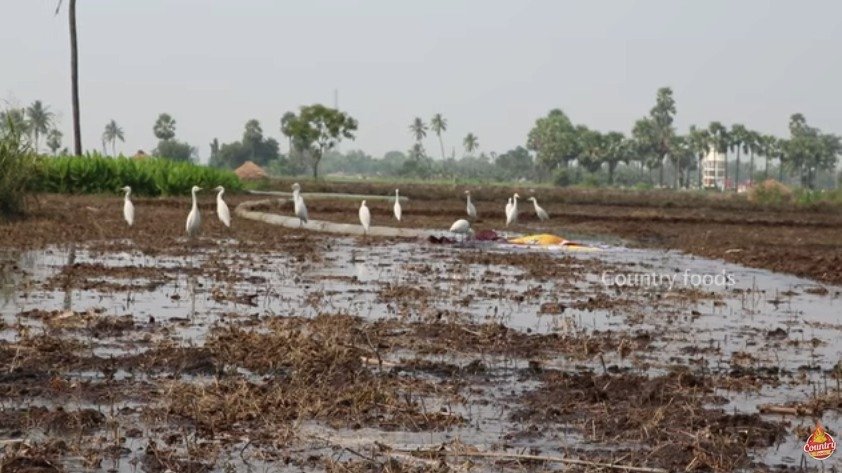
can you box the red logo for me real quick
[803,423,837,461]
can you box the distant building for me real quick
[702,148,725,190]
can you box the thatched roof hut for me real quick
[235,161,267,180]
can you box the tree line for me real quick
[5,87,839,189]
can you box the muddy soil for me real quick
[0,192,841,472]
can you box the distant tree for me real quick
[708,121,730,189]
[153,113,176,141]
[760,134,780,181]
[154,139,196,162]
[0,108,29,139]
[280,112,296,152]
[637,87,677,187]
[55,0,82,155]
[102,119,124,156]
[409,117,427,142]
[632,118,662,178]
[209,138,220,165]
[577,127,605,173]
[729,124,749,190]
[603,132,630,185]
[687,125,711,188]
[463,133,479,155]
[280,104,358,179]
[495,146,534,180]
[527,109,580,170]
[782,113,841,189]
[46,128,63,155]
[26,100,54,152]
[430,113,447,159]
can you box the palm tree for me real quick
[46,129,63,155]
[730,124,748,191]
[708,122,730,191]
[102,119,125,156]
[26,100,54,152]
[745,130,761,186]
[56,0,82,155]
[430,113,447,159]
[688,125,711,189]
[463,133,479,155]
[153,113,176,141]
[409,117,427,142]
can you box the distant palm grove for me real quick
[2,86,840,190]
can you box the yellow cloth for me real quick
[507,234,600,252]
[507,234,566,246]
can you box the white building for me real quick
[702,148,726,190]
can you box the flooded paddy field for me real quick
[1,194,841,472]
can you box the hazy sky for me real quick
[3,1,841,161]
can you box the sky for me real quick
[2,0,842,162]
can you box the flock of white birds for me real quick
[118,182,550,240]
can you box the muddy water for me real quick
[1,238,841,470]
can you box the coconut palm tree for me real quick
[430,113,447,159]
[708,122,729,191]
[26,100,54,152]
[688,125,711,188]
[409,117,427,142]
[102,119,125,156]
[730,124,748,191]
[463,133,479,155]
[56,0,82,155]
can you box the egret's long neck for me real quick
[124,189,131,200]
[467,195,471,205]
[533,199,539,210]
[191,189,198,209]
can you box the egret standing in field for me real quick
[449,219,474,243]
[529,196,549,222]
[214,186,231,227]
[504,198,513,226]
[506,193,520,227]
[359,200,371,235]
[393,189,402,222]
[291,183,308,227]
[186,186,202,237]
[465,190,477,220]
[120,186,134,227]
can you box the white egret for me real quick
[186,186,202,237]
[465,190,477,220]
[120,186,134,227]
[359,200,371,235]
[529,196,549,221]
[506,193,520,227]
[291,183,308,227]
[393,189,402,221]
[449,219,474,243]
[214,186,231,227]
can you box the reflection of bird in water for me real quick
[120,186,134,227]
[214,186,231,227]
[186,186,202,237]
